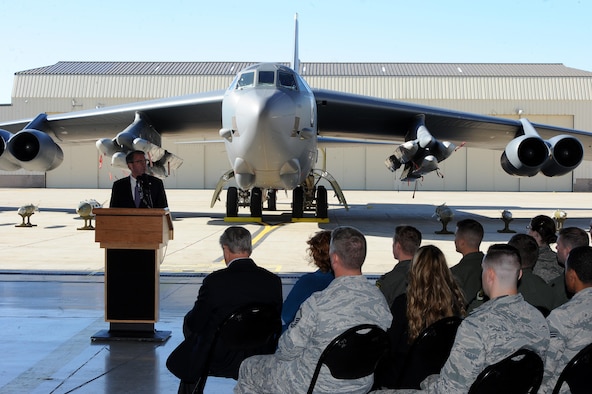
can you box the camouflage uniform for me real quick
[376,260,411,307]
[533,245,562,283]
[541,287,592,394]
[371,294,549,394]
[235,275,392,394]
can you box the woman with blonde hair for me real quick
[374,245,466,389]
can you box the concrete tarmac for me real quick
[0,188,590,393]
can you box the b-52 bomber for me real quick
[0,15,590,219]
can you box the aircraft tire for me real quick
[316,186,328,218]
[267,189,277,211]
[292,187,304,218]
[250,187,263,217]
[227,187,238,217]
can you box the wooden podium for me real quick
[91,208,173,342]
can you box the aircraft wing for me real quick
[0,90,225,174]
[313,88,592,159]
[0,90,225,143]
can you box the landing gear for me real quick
[225,186,266,217]
[267,189,277,211]
[316,186,328,219]
[250,187,263,217]
[291,183,328,219]
[292,187,304,218]
[214,168,347,219]
[226,187,239,217]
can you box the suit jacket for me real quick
[182,258,283,380]
[109,174,168,208]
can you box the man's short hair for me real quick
[126,150,146,164]
[566,245,592,284]
[483,243,521,284]
[219,226,252,254]
[508,234,539,269]
[456,219,484,248]
[330,226,366,270]
[558,227,590,249]
[394,225,422,255]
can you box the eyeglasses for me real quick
[130,159,148,164]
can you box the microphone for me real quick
[138,174,153,208]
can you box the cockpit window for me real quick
[278,71,297,90]
[258,71,275,85]
[236,72,255,88]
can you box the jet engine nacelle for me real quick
[0,129,20,171]
[501,133,583,177]
[6,129,64,171]
[501,135,550,177]
[541,135,583,177]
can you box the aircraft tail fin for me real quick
[292,13,300,72]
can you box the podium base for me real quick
[91,323,171,342]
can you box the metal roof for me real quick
[17,61,592,77]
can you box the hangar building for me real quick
[1,61,591,192]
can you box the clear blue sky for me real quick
[1,0,591,103]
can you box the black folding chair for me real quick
[306,324,389,394]
[468,348,543,394]
[194,303,281,394]
[552,342,592,394]
[396,316,462,389]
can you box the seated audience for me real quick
[235,226,392,394]
[549,226,590,307]
[451,218,484,310]
[281,230,334,331]
[542,245,592,393]
[528,215,560,282]
[373,245,466,389]
[376,225,422,307]
[372,244,549,393]
[508,233,555,313]
[167,226,283,394]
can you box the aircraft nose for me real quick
[224,86,315,190]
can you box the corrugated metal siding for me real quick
[13,75,234,98]
[13,74,592,102]
[13,61,592,101]
[304,76,592,101]
[18,62,267,76]
[299,62,592,77]
[20,61,592,77]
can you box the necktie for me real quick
[134,181,141,208]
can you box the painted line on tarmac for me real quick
[251,223,284,246]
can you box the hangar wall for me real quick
[1,63,591,192]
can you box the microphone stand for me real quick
[138,175,153,208]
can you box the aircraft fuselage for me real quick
[220,63,317,190]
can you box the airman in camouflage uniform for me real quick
[235,226,392,394]
[534,244,561,283]
[528,215,561,283]
[372,244,550,394]
[541,246,592,394]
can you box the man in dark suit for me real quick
[109,150,168,208]
[173,226,283,393]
